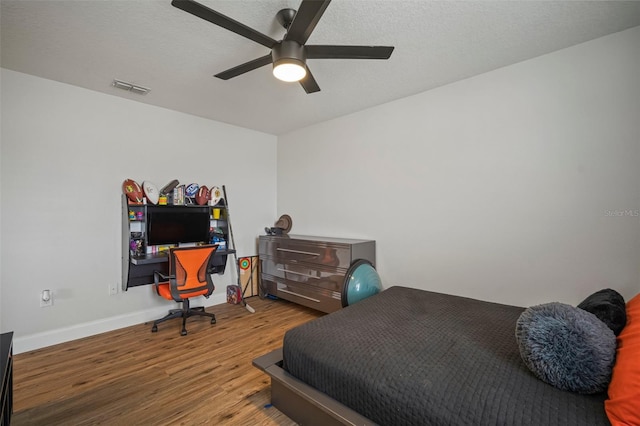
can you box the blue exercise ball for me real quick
[342,260,383,307]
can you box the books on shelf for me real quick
[172,185,185,205]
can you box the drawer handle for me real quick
[276,248,320,257]
[277,268,320,279]
[278,288,321,303]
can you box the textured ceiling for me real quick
[2,0,640,135]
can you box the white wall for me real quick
[0,69,277,353]
[278,27,640,307]
[3,27,639,354]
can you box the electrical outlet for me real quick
[109,283,118,296]
[40,289,53,307]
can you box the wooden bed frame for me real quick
[253,348,375,426]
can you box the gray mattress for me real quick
[282,286,610,426]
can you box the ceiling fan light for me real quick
[273,60,307,82]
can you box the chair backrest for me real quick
[168,245,218,301]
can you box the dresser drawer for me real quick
[262,276,343,313]
[261,260,345,291]
[260,237,351,268]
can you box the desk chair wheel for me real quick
[152,325,158,332]
[211,318,216,324]
[181,329,187,336]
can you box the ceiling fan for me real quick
[171,0,394,93]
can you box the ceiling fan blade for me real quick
[214,54,273,80]
[299,67,321,94]
[172,0,277,48]
[306,45,394,60]
[285,0,331,45]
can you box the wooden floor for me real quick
[12,297,323,425]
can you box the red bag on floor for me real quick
[226,285,242,305]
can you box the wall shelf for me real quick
[121,193,234,290]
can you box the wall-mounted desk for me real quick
[121,195,235,290]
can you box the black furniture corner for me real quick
[1,332,13,426]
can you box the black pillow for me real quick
[577,288,626,336]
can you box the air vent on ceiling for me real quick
[112,79,150,95]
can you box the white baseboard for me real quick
[13,292,228,354]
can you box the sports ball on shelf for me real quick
[185,183,200,198]
[210,186,222,205]
[159,179,179,195]
[195,185,210,205]
[122,179,143,203]
[142,181,160,205]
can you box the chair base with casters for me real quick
[151,298,216,336]
[151,245,219,336]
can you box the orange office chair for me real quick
[151,245,218,336]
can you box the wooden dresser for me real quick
[259,234,376,313]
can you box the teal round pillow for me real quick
[515,302,616,394]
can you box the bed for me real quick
[253,286,617,425]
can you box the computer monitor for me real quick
[146,206,209,246]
